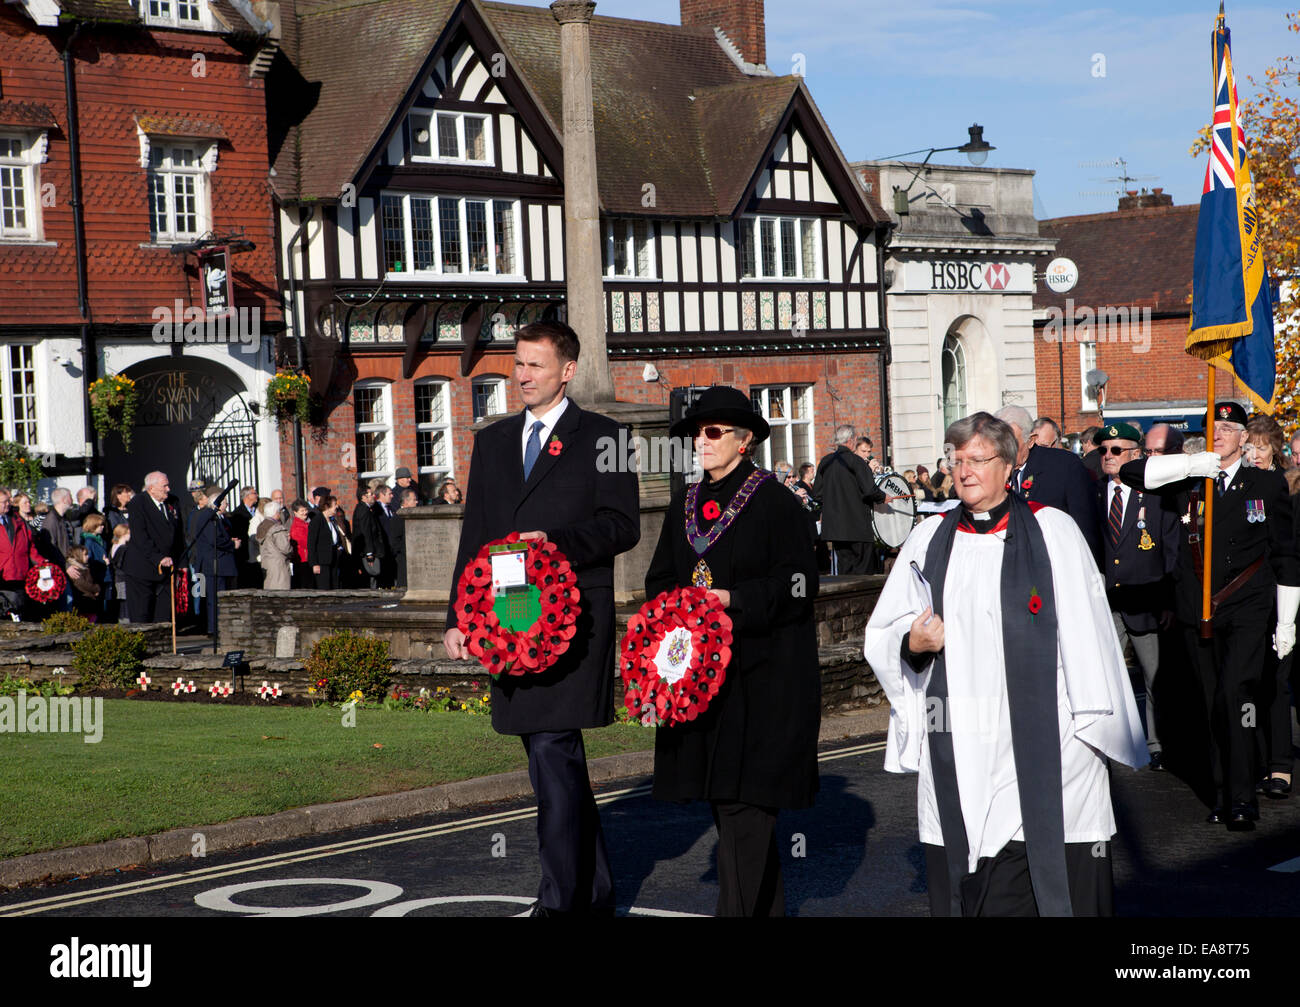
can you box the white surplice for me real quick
[864,505,1149,872]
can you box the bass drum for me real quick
[872,472,917,548]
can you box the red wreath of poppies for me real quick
[454,532,580,678]
[174,568,191,615]
[25,563,66,604]
[620,585,734,727]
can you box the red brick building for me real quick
[269,0,891,502]
[1035,192,1249,437]
[0,0,282,500]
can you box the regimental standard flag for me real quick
[1188,7,1276,412]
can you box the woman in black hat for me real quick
[644,385,821,916]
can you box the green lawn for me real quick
[0,701,654,859]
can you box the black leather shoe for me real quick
[1206,807,1227,824]
[1148,752,1164,772]
[1263,777,1292,800]
[1227,805,1259,831]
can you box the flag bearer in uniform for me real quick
[865,412,1148,917]
[1119,402,1300,829]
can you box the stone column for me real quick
[551,0,614,403]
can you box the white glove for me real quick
[1274,585,1300,658]
[1144,451,1221,487]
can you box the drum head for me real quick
[873,472,917,548]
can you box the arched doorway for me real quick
[100,356,259,515]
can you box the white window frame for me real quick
[381,192,523,280]
[603,218,657,280]
[407,110,493,166]
[750,384,815,471]
[353,380,393,481]
[738,215,822,281]
[471,375,508,424]
[142,0,210,29]
[414,378,453,480]
[146,140,214,243]
[0,342,39,447]
[1080,340,1099,412]
[0,132,45,241]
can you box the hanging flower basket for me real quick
[266,370,312,426]
[620,586,733,727]
[88,374,138,451]
[453,532,581,679]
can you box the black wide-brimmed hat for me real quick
[669,386,770,443]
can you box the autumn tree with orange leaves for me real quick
[1192,11,1300,435]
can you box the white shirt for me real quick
[863,506,1149,871]
[1220,457,1242,490]
[521,397,570,463]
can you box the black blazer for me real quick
[306,511,343,568]
[122,493,184,583]
[1121,458,1299,624]
[446,401,640,734]
[1097,478,1181,633]
[1015,443,1103,562]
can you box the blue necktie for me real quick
[523,420,545,480]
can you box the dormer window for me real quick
[146,141,216,241]
[143,0,205,27]
[409,111,491,165]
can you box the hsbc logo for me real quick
[983,263,1010,289]
[928,260,1015,291]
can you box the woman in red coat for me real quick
[289,500,310,588]
[0,488,41,617]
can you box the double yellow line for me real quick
[2,740,885,916]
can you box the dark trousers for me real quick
[311,563,338,590]
[925,840,1113,917]
[1185,612,1269,808]
[521,730,614,913]
[126,577,170,624]
[833,540,879,575]
[710,801,785,917]
[1256,649,1294,777]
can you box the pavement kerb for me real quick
[0,708,887,890]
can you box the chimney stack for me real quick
[1117,187,1174,210]
[681,0,766,67]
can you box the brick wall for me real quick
[288,347,885,501]
[1033,312,1251,434]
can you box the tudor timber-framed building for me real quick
[270,0,892,500]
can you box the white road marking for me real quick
[0,741,884,916]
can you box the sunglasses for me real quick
[696,426,735,440]
[1102,445,1137,456]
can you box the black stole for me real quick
[921,492,1072,917]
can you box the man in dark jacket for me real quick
[1097,423,1180,770]
[372,484,397,587]
[442,321,639,916]
[36,487,75,566]
[122,472,184,622]
[351,486,387,588]
[812,424,886,574]
[228,487,261,588]
[997,405,1103,563]
[390,487,419,589]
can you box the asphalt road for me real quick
[5,732,1300,918]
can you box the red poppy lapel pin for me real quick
[1028,586,1043,620]
[1022,475,1034,492]
[547,435,563,457]
[701,500,722,521]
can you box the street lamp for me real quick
[878,124,996,215]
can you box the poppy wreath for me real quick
[25,563,66,604]
[454,532,580,678]
[620,585,733,727]
[174,568,191,615]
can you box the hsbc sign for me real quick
[895,258,1032,294]
[930,261,1010,291]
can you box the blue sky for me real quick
[590,0,1294,220]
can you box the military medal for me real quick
[1136,504,1153,549]
[684,469,773,589]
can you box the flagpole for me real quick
[1202,365,1216,637]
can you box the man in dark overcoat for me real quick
[812,424,885,574]
[122,471,184,623]
[443,321,639,916]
